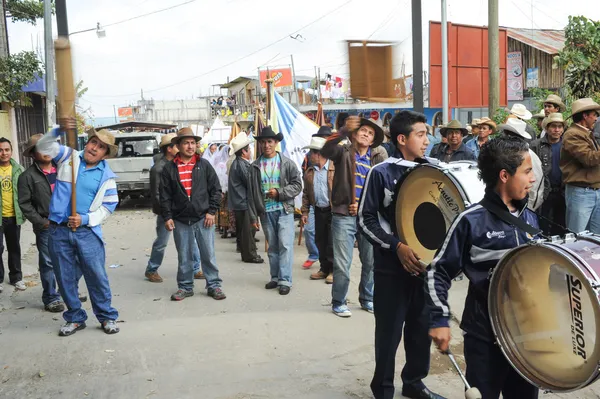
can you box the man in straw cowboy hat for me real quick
[532,109,545,132]
[560,98,600,233]
[462,118,481,144]
[160,127,226,301]
[429,120,476,163]
[465,117,496,158]
[538,94,567,139]
[358,110,445,399]
[36,125,121,336]
[507,103,537,139]
[531,113,567,235]
[145,133,201,283]
[248,126,302,295]
[228,132,263,264]
[497,118,544,211]
[301,130,335,284]
[321,116,388,317]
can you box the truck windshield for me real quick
[116,137,158,157]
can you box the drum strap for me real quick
[479,197,542,236]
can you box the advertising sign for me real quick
[527,68,539,88]
[117,107,133,121]
[259,68,293,90]
[507,52,523,101]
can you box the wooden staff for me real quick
[54,37,77,231]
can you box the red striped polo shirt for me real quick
[174,154,198,197]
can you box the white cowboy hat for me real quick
[509,104,533,121]
[302,136,326,151]
[498,117,531,140]
[230,133,252,154]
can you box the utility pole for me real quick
[488,0,499,116]
[44,0,56,128]
[290,54,298,107]
[0,0,8,56]
[411,0,424,113]
[441,0,449,124]
[113,105,117,123]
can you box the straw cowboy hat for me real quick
[254,125,284,142]
[440,120,468,137]
[478,117,497,131]
[159,133,178,148]
[230,133,252,154]
[171,127,201,144]
[569,98,600,119]
[542,112,567,130]
[22,133,44,157]
[532,109,546,120]
[508,103,532,120]
[303,136,326,151]
[88,129,118,158]
[314,126,333,138]
[470,118,481,127]
[543,94,566,112]
[498,117,531,140]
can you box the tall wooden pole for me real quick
[411,0,424,113]
[488,0,500,116]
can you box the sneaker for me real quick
[102,320,120,334]
[14,281,26,291]
[59,322,86,337]
[208,287,226,300]
[265,281,278,290]
[78,293,88,303]
[302,260,315,269]
[45,300,65,313]
[360,301,374,313]
[145,271,163,283]
[325,273,333,284]
[310,270,327,280]
[194,271,205,279]
[171,289,194,301]
[332,305,352,318]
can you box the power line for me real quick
[87,0,353,98]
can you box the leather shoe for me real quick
[401,386,446,399]
[265,281,278,289]
[244,256,264,264]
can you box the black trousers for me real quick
[540,190,566,236]
[0,217,22,284]
[314,206,333,275]
[235,210,258,261]
[464,334,538,399]
[371,269,431,399]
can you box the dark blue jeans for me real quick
[36,229,62,305]
[49,224,118,324]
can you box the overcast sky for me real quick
[6,0,600,117]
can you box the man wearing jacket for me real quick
[465,117,495,158]
[358,111,443,399]
[560,98,600,233]
[301,134,335,283]
[228,133,263,264]
[248,126,302,295]
[0,138,24,294]
[37,126,120,336]
[321,116,387,317]
[145,133,201,283]
[160,127,226,301]
[530,113,567,235]
[17,134,63,311]
[427,137,539,398]
[429,120,476,162]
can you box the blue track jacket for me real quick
[426,190,539,342]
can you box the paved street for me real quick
[1,200,600,398]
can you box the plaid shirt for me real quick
[174,154,197,197]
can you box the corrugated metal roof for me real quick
[506,28,565,55]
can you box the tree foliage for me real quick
[5,0,52,25]
[554,16,600,99]
[0,51,43,106]
[75,80,93,133]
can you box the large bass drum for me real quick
[393,161,485,264]
[489,234,600,392]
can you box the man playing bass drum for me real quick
[427,137,539,398]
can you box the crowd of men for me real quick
[2,93,600,399]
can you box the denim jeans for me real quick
[261,209,294,287]
[331,214,374,307]
[49,225,118,324]
[146,215,200,274]
[0,217,22,284]
[36,228,61,305]
[565,184,600,234]
[172,218,222,291]
[303,206,319,261]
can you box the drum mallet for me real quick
[443,350,482,399]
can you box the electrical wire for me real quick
[87,0,354,98]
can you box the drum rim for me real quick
[488,241,600,392]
